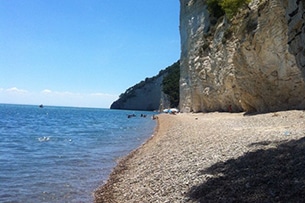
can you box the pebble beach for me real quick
[95,110,305,202]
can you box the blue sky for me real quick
[0,0,180,108]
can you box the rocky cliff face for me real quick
[111,61,180,111]
[110,75,166,111]
[179,0,305,113]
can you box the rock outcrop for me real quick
[179,0,305,113]
[110,61,179,111]
[110,75,165,111]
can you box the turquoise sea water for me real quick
[0,104,157,203]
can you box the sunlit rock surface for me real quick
[179,0,305,113]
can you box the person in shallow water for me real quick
[127,114,136,118]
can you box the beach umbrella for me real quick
[163,109,169,113]
[170,108,179,113]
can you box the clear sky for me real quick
[0,0,180,108]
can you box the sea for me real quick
[0,104,158,203]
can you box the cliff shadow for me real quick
[187,137,305,202]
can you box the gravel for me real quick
[94,110,305,202]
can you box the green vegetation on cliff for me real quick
[118,77,153,103]
[112,61,180,110]
[162,61,180,108]
[207,0,251,19]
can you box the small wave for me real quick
[38,136,51,142]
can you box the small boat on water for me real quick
[39,104,44,108]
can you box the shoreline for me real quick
[94,110,305,202]
[94,114,163,202]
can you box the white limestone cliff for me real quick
[179,0,305,113]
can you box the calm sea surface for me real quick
[0,104,157,203]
